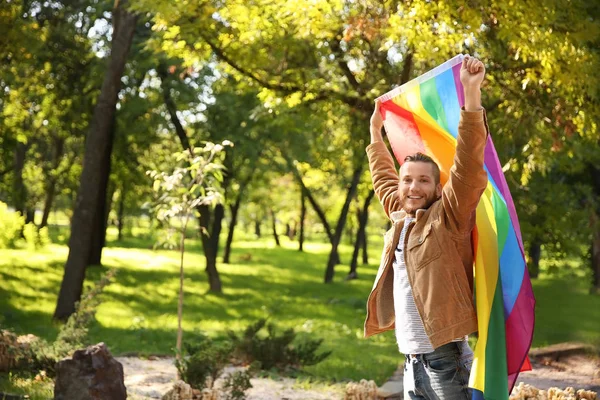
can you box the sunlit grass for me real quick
[1,228,599,394]
[1,232,400,385]
[0,372,54,400]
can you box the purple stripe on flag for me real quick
[505,272,536,388]
[452,63,464,108]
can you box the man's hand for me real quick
[460,55,485,111]
[370,101,384,143]
[460,55,485,88]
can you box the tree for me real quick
[348,188,375,279]
[54,0,138,320]
[148,141,230,364]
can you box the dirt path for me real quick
[118,349,599,400]
[519,353,600,391]
[117,357,345,400]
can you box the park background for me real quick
[1,0,599,398]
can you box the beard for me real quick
[400,192,440,215]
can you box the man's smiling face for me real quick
[398,161,442,216]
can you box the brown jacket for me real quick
[364,109,489,349]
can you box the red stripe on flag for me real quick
[380,100,426,164]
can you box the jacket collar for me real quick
[390,208,427,224]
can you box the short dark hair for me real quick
[403,153,441,184]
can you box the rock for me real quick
[345,379,378,400]
[200,387,219,400]
[161,380,193,400]
[54,342,127,400]
[0,330,38,372]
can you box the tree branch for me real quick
[399,49,413,86]
[157,63,194,156]
[329,30,362,92]
[196,30,369,108]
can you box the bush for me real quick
[222,370,252,400]
[175,333,233,391]
[176,320,330,398]
[23,223,50,250]
[29,270,115,374]
[0,202,25,249]
[0,202,50,249]
[228,319,331,371]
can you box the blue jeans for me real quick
[404,341,473,400]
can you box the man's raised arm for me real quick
[442,55,489,233]
[366,101,401,219]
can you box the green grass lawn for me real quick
[1,228,600,394]
[1,231,400,386]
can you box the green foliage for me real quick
[0,371,54,400]
[228,319,332,371]
[0,202,24,249]
[147,142,232,223]
[175,333,234,390]
[22,224,50,251]
[0,203,50,250]
[175,318,330,393]
[30,270,115,374]
[222,370,253,400]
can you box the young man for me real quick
[365,55,488,400]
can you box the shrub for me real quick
[175,333,233,391]
[30,270,115,374]
[222,370,252,400]
[0,202,25,249]
[23,223,50,250]
[0,202,51,250]
[228,319,331,371]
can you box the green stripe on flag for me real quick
[484,274,509,400]
[420,78,449,132]
[492,191,510,252]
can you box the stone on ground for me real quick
[54,342,127,400]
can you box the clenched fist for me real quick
[460,55,485,89]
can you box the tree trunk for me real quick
[40,137,70,228]
[40,182,56,229]
[299,189,306,252]
[283,153,339,262]
[527,240,542,279]
[223,171,253,264]
[324,165,364,283]
[13,141,28,217]
[176,215,190,367]
[361,227,369,265]
[591,221,600,294]
[284,154,333,241]
[158,63,193,155]
[285,223,291,238]
[88,118,116,266]
[25,209,35,224]
[254,219,261,238]
[117,187,125,241]
[223,195,242,264]
[589,163,600,294]
[54,1,137,321]
[198,204,224,293]
[348,189,375,279]
[271,208,281,246]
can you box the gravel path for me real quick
[117,357,345,400]
[118,351,599,400]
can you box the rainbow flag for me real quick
[376,55,535,399]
